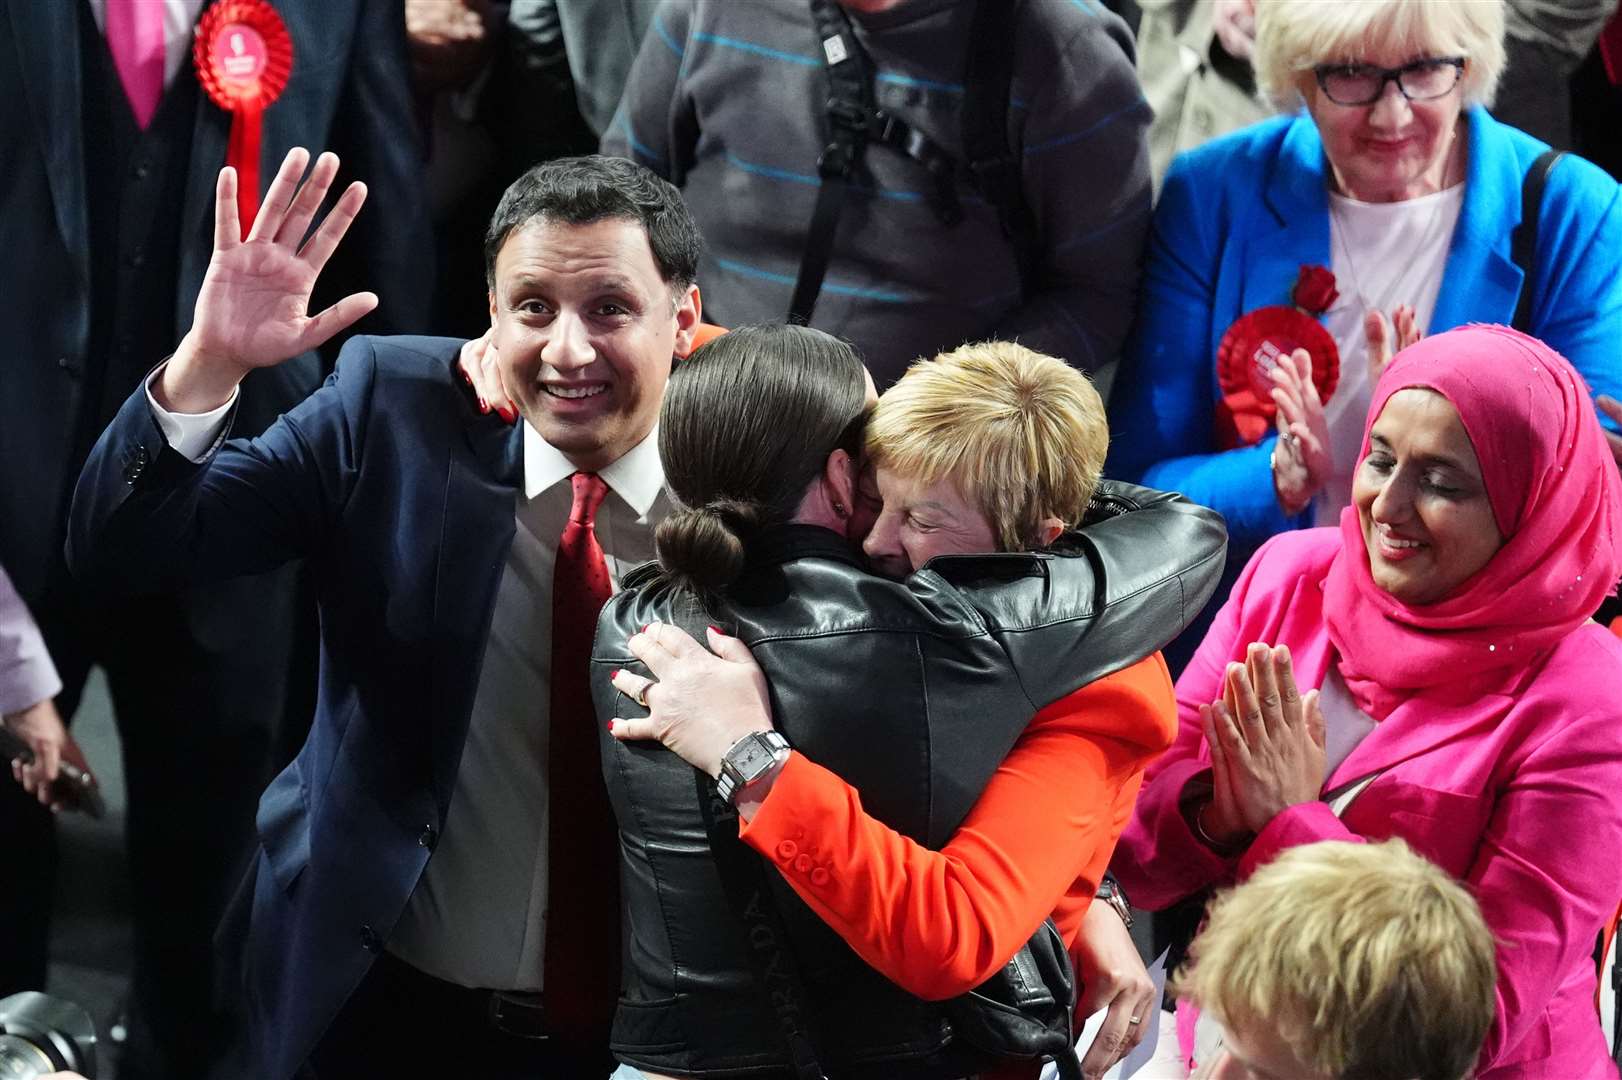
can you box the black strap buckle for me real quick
[825,97,869,134]
[817,142,855,179]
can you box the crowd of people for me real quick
[5,1,1622,1079]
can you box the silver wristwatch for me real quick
[716,730,792,805]
[1096,873,1134,929]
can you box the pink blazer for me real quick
[1116,529,1622,1079]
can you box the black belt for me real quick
[378,950,559,1041]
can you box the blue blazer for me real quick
[68,337,522,1080]
[1107,106,1622,548]
[0,0,433,603]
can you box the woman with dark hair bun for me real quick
[590,327,1229,1080]
[652,324,869,596]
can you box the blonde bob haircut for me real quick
[1177,839,1497,1080]
[1254,0,1506,111]
[865,341,1108,553]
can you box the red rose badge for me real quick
[1214,265,1341,450]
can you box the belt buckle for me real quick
[488,990,552,1041]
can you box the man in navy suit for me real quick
[69,149,702,1078]
[0,2,430,1076]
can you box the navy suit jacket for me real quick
[69,336,524,1079]
[0,0,433,604]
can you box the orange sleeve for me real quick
[738,654,1176,1000]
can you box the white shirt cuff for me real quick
[145,362,238,463]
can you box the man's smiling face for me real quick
[489,216,698,471]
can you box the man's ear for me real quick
[672,283,702,357]
[488,287,499,330]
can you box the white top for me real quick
[1313,184,1465,526]
[148,368,671,990]
[85,0,209,90]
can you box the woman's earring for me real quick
[833,501,848,519]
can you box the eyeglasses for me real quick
[1312,57,1466,107]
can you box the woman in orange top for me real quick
[610,340,1188,1079]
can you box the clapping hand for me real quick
[1200,643,1326,843]
[1269,349,1332,515]
[1364,304,1422,386]
[161,148,377,413]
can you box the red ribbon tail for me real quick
[228,101,265,234]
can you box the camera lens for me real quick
[0,993,97,1079]
[0,1034,61,1079]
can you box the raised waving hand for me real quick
[159,148,377,413]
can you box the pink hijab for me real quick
[1323,325,1622,719]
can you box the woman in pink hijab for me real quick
[1116,324,1622,1079]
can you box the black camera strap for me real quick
[789,0,876,327]
[792,0,1027,325]
[697,772,829,1080]
[1510,149,1564,333]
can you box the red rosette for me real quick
[193,0,294,232]
[1214,306,1341,450]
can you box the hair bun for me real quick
[654,500,758,592]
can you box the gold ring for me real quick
[633,683,650,709]
[1128,1016,1142,1025]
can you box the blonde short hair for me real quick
[1177,839,1497,1080]
[865,341,1108,552]
[1254,0,1506,111]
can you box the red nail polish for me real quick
[459,366,471,384]
[610,669,621,680]
[498,405,517,424]
[708,625,721,635]
[605,719,615,732]
[478,397,490,413]
[640,624,649,633]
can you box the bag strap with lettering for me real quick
[790,0,1026,325]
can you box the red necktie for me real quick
[543,472,620,1041]
[105,0,165,129]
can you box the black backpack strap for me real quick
[697,772,829,1080]
[1510,149,1564,333]
[962,0,1035,290]
[789,0,874,326]
[791,0,970,324]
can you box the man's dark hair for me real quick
[655,324,869,595]
[483,155,702,290]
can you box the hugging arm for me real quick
[613,638,1175,1073]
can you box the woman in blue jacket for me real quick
[1108,0,1622,563]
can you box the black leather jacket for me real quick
[590,482,1226,1077]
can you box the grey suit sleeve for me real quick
[0,564,61,716]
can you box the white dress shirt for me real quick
[86,0,210,90]
[148,370,671,989]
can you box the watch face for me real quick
[731,737,776,779]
